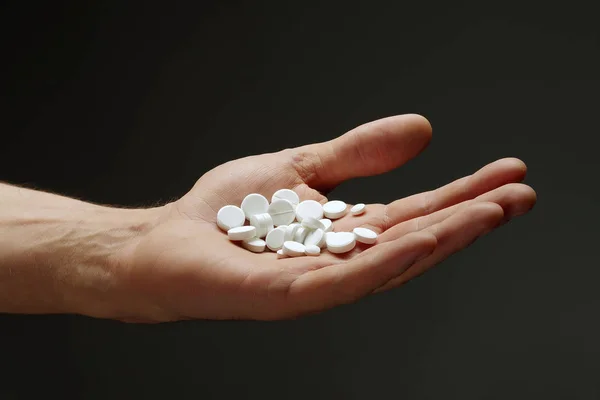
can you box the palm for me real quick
[126,115,536,322]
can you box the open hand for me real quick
[119,114,536,322]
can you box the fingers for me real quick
[382,158,527,229]
[378,182,537,242]
[288,114,432,191]
[374,202,505,293]
[287,231,437,315]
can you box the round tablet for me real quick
[242,238,266,253]
[295,200,324,222]
[301,216,325,231]
[293,226,309,243]
[266,227,286,251]
[271,189,300,207]
[250,213,274,238]
[284,223,300,241]
[323,200,347,219]
[304,228,325,248]
[326,231,356,254]
[216,205,246,231]
[305,244,321,256]
[319,218,333,233]
[268,199,296,226]
[353,227,378,244]
[241,193,269,219]
[282,241,306,257]
[228,226,257,241]
[350,203,366,216]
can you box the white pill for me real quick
[242,238,266,253]
[305,244,321,256]
[241,193,269,219]
[320,218,333,232]
[304,228,326,248]
[282,241,306,257]
[271,189,300,207]
[301,216,325,230]
[295,200,324,222]
[284,223,300,241]
[350,203,366,216]
[325,231,336,242]
[322,200,347,219]
[293,226,309,243]
[266,227,286,251]
[353,227,378,244]
[326,231,356,254]
[268,199,296,226]
[276,249,287,259]
[250,213,274,238]
[216,205,246,231]
[228,226,257,241]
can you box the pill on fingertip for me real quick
[242,238,266,253]
[353,227,378,244]
[326,231,356,254]
[228,226,257,241]
[320,219,333,232]
[266,227,286,251]
[350,203,366,216]
[323,200,347,219]
[241,193,269,219]
[282,241,306,257]
[301,216,325,231]
[268,199,296,226]
[295,200,324,222]
[217,205,246,231]
[305,244,321,256]
[271,189,300,207]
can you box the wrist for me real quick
[0,201,168,318]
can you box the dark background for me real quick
[1,1,598,398]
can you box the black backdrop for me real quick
[1,1,599,398]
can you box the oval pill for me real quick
[323,200,347,220]
[216,205,246,231]
[268,199,296,226]
[350,203,366,216]
[228,226,257,241]
[295,200,324,222]
[242,238,266,253]
[304,244,321,256]
[353,227,378,244]
[271,189,300,207]
[282,241,306,257]
[241,193,269,220]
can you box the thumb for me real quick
[289,114,433,191]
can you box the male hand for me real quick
[117,114,536,322]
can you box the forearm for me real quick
[0,182,162,317]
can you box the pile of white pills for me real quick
[216,189,377,257]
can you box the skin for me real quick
[0,114,536,323]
